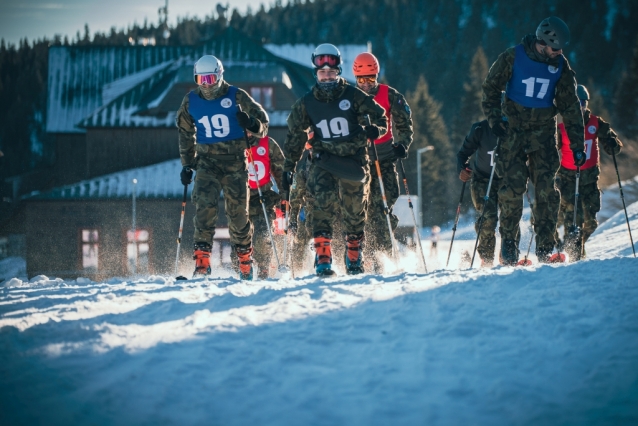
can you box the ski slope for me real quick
[1,203,637,425]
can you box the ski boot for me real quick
[499,239,519,266]
[345,233,365,275]
[314,233,335,276]
[236,245,254,281]
[193,242,212,277]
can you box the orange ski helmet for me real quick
[352,52,380,76]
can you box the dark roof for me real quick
[48,27,317,132]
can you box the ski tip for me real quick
[175,275,188,281]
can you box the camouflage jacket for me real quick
[248,136,285,197]
[366,84,414,162]
[482,34,584,152]
[283,78,388,172]
[176,81,269,168]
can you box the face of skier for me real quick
[535,41,562,59]
[316,68,339,82]
[356,75,378,94]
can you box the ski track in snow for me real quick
[1,204,638,425]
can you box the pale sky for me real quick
[0,0,271,46]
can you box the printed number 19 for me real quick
[198,114,230,138]
[522,77,550,99]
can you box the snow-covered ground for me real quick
[1,202,637,425]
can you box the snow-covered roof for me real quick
[264,43,371,83]
[23,159,190,200]
[46,45,189,133]
[47,28,315,133]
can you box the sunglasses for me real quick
[195,73,220,85]
[356,76,377,84]
[538,39,562,52]
[312,54,340,68]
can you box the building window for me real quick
[82,229,99,271]
[250,87,273,109]
[127,229,150,275]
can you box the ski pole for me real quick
[365,115,399,262]
[281,193,293,276]
[238,106,283,272]
[565,165,583,261]
[612,150,636,257]
[519,191,535,266]
[446,181,467,268]
[397,158,428,273]
[175,183,189,280]
[469,137,499,269]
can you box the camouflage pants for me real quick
[496,125,560,253]
[555,166,601,244]
[249,190,280,278]
[365,160,400,255]
[307,164,369,237]
[192,158,252,247]
[471,176,501,262]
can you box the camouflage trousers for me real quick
[471,176,502,262]
[249,190,280,278]
[192,158,252,247]
[365,160,400,256]
[307,163,370,237]
[555,166,601,245]
[496,125,560,253]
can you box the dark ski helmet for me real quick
[577,84,590,101]
[536,17,571,50]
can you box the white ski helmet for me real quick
[311,43,342,74]
[193,55,224,85]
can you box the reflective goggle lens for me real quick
[580,99,588,107]
[195,73,219,85]
[356,76,377,84]
[313,54,340,68]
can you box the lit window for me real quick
[82,229,99,271]
[250,87,273,110]
[127,229,150,275]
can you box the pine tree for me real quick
[614,35,638,134]
[405,75,455,227]
[452,46,488,146]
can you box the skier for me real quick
[282,43,388,276]
[246,133,285,279]
[352,52,414,272]
[482,16,585,265]
[554,84,623,258]
[457,120,503,267]
[177,55,269,279]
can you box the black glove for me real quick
[236,110,254,129]
[602,140,621,156]
[392,143,408,159]
[180,166,193,185]
[573,149,586,167]
[364,125,381,140]
[491,119,508,138]
[282,171,294,192]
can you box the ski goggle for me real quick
[580,99,588,107]
[356,76,377,84]
[312,54,340,68]
[195,73,221,85]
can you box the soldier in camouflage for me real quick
[177,55,269,279]
[482,17,585,264]
[246,134,285,279]
[352,53,414,272]
[457,120,503,267]
[555,84,623,259]
[282,43,388,276]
